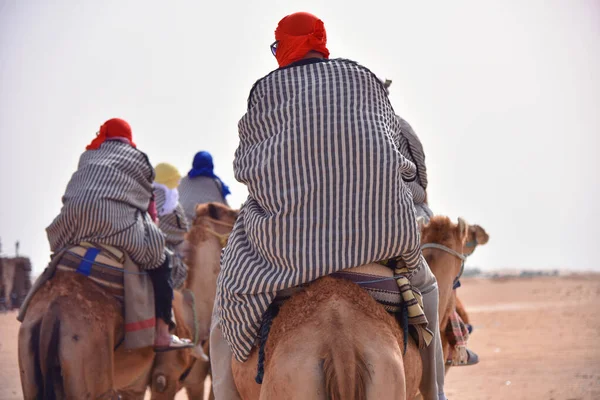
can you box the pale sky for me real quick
[1,0,599,274]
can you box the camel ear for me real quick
[194,203,204,219]
[473,225,490,245]
[457,217,469,242]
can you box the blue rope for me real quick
[255,304,280,384]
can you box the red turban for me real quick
[86,118,136,150]
[274,12,330,68]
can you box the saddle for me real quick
[255,263,429,384]
[18,242,156,349]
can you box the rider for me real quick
[152,162,189,290]
[46,118,191,351]
[178,151,231,223]
[211,12,447,400]
[390,95,480,366]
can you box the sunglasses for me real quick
[270,41,279,56]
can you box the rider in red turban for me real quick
[273,12,330,68]
[86,118,136,150]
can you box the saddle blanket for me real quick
[18,242,156,349]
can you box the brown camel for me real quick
[1,257,17,310]
[150,202,237,399]
[11,257,33,309]
[425,222,489,371]
[18,269,156,399]
[232,216,470,399]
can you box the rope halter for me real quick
[421,242,467,289]
[202,217,234,248]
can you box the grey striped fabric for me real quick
[396,117,428,205]
[153,186,189,288]
[396,117,433,219]
[179,176,228,223]
[218,59,425,361]
[46,141,166,269]
[153,187,189,248]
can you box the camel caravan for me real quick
[17,11,492,400]
[0,241,33,312]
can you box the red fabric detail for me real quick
[274,12,329,68]
[125,317,156,332]
[148,197,158,222]
[86,118,137,150]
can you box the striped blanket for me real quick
[46,141,166,270]
[446,309,469,365]
[154,186,189,289]
[218,58,427,362]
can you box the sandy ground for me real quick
[1,274,599,399]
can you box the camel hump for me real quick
[322,310,371,400]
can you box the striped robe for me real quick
[396,116,433,219]
[179,176,228,223]
[153,186,189,288]
[153,187,189,247]
[47,141,166,269]
[218,59,426,361]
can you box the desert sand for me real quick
[1,274,599,399]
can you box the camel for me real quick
[231,216,471,399]
[11,257,33,309]
[18,268,157,399]
[1,257,17,310]
[428,222,489,372]
[150,202,237,399]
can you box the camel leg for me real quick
[184,359,210,399]
[115,346,155,399]
[185,384,206,400]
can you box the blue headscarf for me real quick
[188,151,231,198]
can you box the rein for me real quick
[421,243,467,289]
[202,217,234,248]
[178,288,201,383]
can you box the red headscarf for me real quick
[86,118,136,150]
[274,12,330,68]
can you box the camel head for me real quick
[463,224,490,256]
[420,216,471,319]
[184,202,238,283]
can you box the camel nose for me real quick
[155,374,167,393]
